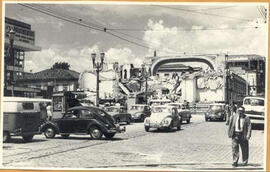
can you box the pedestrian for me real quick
[228,106,252,167]
[225,103,231,125]
[46,102,53,121]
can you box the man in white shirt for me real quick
[228,107,252,167]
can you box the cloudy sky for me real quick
[5,2,268,73]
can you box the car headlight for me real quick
[145,118,150,123]
[161,118,171,125]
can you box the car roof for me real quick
[131,104,147,106]
[152,105,174,108]
[67,106,101,111]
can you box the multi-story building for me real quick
[226,54,265,96]
[4,17,41,96]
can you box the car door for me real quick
[57,110,77,133]
[73,109,93,133]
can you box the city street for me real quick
[2,114,265,170]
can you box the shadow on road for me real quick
[4,138,47,144]
[55,136,126,141]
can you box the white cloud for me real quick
[24,45,141,73]
[143,19,267,56]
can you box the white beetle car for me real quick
[144,105,181,132]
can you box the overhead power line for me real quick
[152,5,253,22]
[18,3,185,55]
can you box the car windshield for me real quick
[131,106,144,110]
[209,105,224,111]
[152,107,171,113]
[244,98,264,106]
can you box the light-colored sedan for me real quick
[144,105,181,132]
[167,102,192,123]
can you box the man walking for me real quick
[228,107,252,167]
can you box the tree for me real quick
[51,62,71,70]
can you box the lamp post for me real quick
[141,64,149,105]
[9,28,15,96]
[91,52,105,107]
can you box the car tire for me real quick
[127,117,131,125]
[140,115,145,122]
[187,118,190,124]
[61,134,70,139]
[177,121,181,130]
[44,127,56,138]
[115,118,120,124]
[145,126,150,132]
[3,131,10,143]
[22,135,34,142]
[205,117,208,121]
[168,122,173,132]
[90,126,103,139]
[104,133,116,139]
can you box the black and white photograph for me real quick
[1,1,268,171]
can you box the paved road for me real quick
[2,114,265,170]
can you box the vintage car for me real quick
[144,105,181,132]
[129,104,151,122]
[104,106,132,124]
[243,96,265,125]
[205,103,226,121]
[3,97,51,143]
[40,106,125,139]
[167,102,192,123]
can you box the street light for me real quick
[9,28,15,96]
[91,52,105,107]
[141,64,149,105]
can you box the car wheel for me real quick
[61,134,70,139]
[115,118,120,124]
[22,135,34,142]
[145,126,150,132]
[186,118,190,124]
[177,121,181,130]
[140,115,145,122]
[168,122,173,132]
[90,126,103,139]
[104,133,116,139]
[3,131,10,143]
[44,127,56,138]
[127,117,131,125]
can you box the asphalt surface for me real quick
[2,114,265,170]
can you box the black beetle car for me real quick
[40,106,125,139]
[205,103,226,121]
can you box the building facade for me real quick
[4,17,41,96]
[18,69,80,98]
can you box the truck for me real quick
[242,96,265,125]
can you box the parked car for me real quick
[243,96,265,125]
[144,105,181,131]
[129,104,151,122]
[104,106,132,124]
[205,103,226,121]
[3,97,51,143]
[167,102,192,123]
[40,106,125,139]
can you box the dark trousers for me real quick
[232,132,249,164]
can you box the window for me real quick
[81,110,94,118]
[22,102,34,110]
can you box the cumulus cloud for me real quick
[143,19,267,56]
[24,45,140,73]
